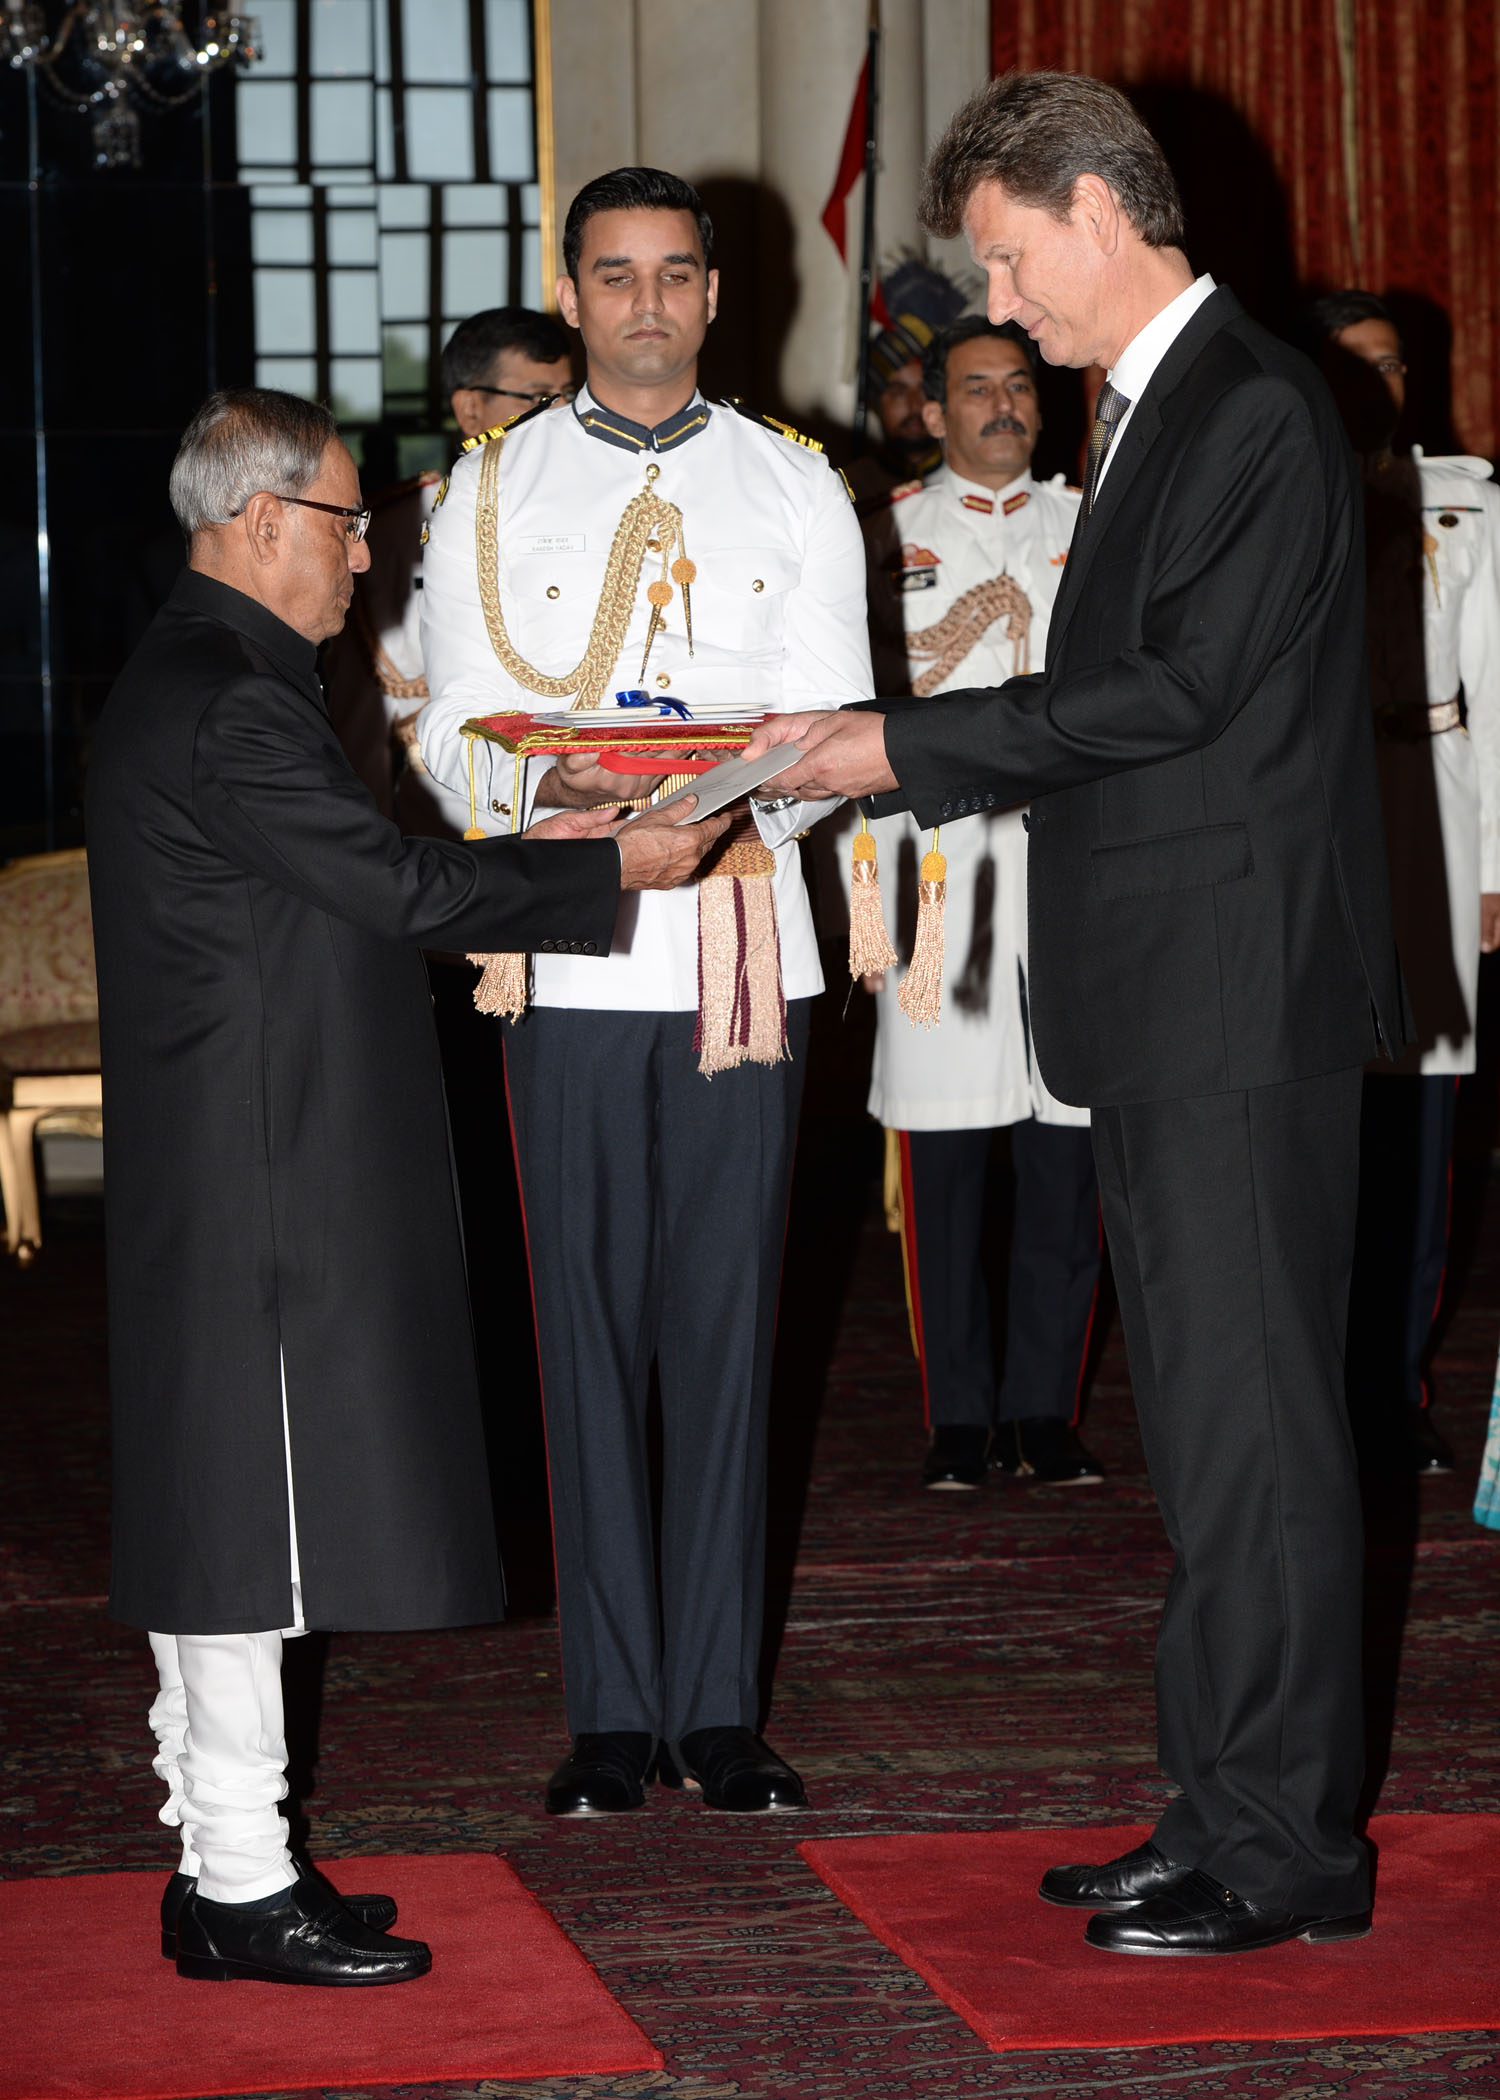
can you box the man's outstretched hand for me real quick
[742,709,897,802]
[615,795,730,889]
[524,795,730,891]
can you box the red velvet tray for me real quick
[465,710,762,775]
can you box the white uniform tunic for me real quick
[417,389,870,1010]
[1369,449,1500,1076]
[862,465,1088,1130]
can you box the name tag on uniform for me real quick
[517,533,586,555]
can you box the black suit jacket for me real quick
[870,288,1407,1107]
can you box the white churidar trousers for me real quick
[146,1350,305,1903]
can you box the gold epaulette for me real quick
[459,395,555,454]
[723,398,825,454]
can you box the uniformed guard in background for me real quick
[418,168,871,1818]
[1312,290,1500,1473]
[860,317,1103,1492]
[323,306,575,838]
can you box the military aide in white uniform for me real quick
[417,170,869,1818]
[1314,294,1500,1469]
[861,319,1103,1492]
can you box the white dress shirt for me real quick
[1094,273,1218,496]
[417,390,871,1010]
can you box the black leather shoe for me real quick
[544,1731,656,1816]
[160,1868,398,1958]
[659,1727,807,1812]
[1407,1407,1456,1473]
[992,1417,1104,1484]
[1083,1868,1373,1955]
[175,1879,431,1985]
[1039,1839,1189,1910]
[922,1425,990,1490]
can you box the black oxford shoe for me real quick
[659,1726,807,1812]
[992,1418,1105,1484]
[1039,1839,1190,1909]
[1084,1868,1373,1955]
[175,1879,431,1985]
[921,1425,990,1490]
[160,1867,397,1957]
[1407,1407,1457,1473]
[545,1731,656,1816]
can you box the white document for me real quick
[626,744,806,825]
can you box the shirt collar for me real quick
[939,464,1036,515]
[170,569,321,691]
[572,383,712,455]
[1108,273,1218,405]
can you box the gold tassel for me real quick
[849,820,898,977]
[898,835,947,1029]
[469,949,529,1019]
[695,821,787,1076]
[462,730,528,1015]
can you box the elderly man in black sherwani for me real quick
[86,387,725,1987]
[748,75,1407,1957]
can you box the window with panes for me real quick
[236,0,542,473]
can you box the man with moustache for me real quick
[87,387,721,1985]
[417,168,871,1819]
[861,317,1101,1493]
[748,74,1404,1955]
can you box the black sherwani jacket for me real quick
[869,288,1407,1105]
[88,571,619,1634]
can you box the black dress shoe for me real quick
[921,1424,990,1490]
[160,1868,397,1958]
[175,1879,431,1985]
[992,1417,1104,1484]
[1407,1407,1456,1473]
[1084,1868,1373,1955]
[545,1731,656,1816]
[658,1726,807,1812]
[1039,1839,1189,1910]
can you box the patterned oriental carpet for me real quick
[3,968,1499,2100]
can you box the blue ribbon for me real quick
[614,687,692,720]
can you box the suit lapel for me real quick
[1045,286,1244,667]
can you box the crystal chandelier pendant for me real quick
[91,87,142,170]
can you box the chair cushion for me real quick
[0,1020,102,1077]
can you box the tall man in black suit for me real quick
[747,73,1406,1957]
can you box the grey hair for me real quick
[169,388,340,537]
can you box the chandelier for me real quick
[3,4,261,168]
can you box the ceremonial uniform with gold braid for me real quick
[417,387,869,1747]
[859,463,1101,1447]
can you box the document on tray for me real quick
[623,745,806,825]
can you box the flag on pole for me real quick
[820,53,871,263]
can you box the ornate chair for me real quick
[0,849,101,1264]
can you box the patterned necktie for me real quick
[1083,380,1131,516]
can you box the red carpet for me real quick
[0,1853,661,2099]
[799,1813,1500,2052]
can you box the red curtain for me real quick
[990,1,1500,460]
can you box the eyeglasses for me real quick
[235,493,373,540]
[275,494,373,541]
[470,385,576,406]
[1370,359,1407,378]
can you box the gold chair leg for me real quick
[4,1108,45,1261]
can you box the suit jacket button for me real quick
[1022,812,1030,832]
[583,941,597,954]
[540,938,554,952]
